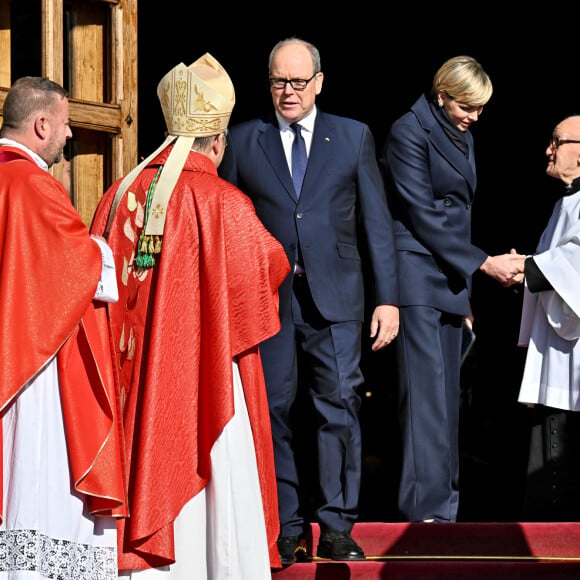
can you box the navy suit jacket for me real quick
[219,110,398,323]
[380,93,488,316]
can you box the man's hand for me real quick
[370,304,399,352]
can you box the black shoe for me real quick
[317,530,365,561]
[277,535,303,567]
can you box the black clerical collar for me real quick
[565,176,580,195]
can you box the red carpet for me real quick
[272,522,580,579]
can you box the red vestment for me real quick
[90,147,289,570]
[0,146,126,518]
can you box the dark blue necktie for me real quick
[291,123,307,197]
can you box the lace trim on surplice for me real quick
[0,529,116,579]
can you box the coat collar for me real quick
[257,110,336,203]
[411,93,477,192]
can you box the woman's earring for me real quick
[438,100,444,107]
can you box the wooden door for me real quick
[0,0,138,227]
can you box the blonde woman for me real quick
[379,56,524,523]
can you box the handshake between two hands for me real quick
[480,249,526,288]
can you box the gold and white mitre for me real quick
[105,53,235,246]
[158,53,235,137]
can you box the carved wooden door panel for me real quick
[0,0,138,227]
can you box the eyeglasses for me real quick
[549,136,580,150]
[269,73,318,91]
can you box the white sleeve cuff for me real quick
[91,236,119,303]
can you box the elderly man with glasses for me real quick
[219,37,399,566]
[512,115,580,521]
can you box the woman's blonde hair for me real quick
[431,55,492,107]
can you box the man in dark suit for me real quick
[219,37,399,566]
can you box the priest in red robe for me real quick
[0,76,126,580]
[90,53,290,578]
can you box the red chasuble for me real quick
[91,148,290,570]
[0,146,127,518]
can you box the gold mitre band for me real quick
[157,53,235,137]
